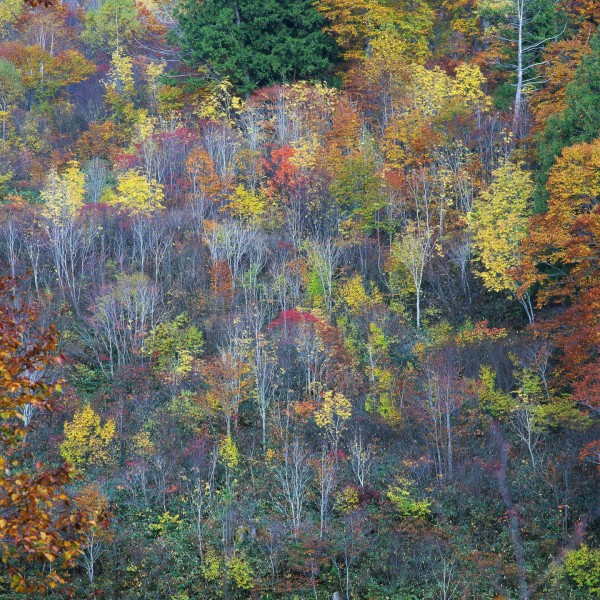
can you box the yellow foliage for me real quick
[339,275,383,314]
[411,63,490,118]
[470,160,534,293]
[75,484,112,541]
[0,0,23,32]
[227,553,254,590]
[41,161,86,223]
[130,431,156,459]
[387,478,431,518]
[453,63,491,108]
[318,0,433,62]
[335,485,360,513]
[196,79,244,122]
[202,548,223,582]
[315,390,352,434]
[224,185,267,222]
[218,435,239,469]
[104,169,164,215]
[108,51,135,100]
[60,405,115,469]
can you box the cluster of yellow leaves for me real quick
[227,553,254,590]
[148,313,204,386]
[340,274,384,315]
[478,365,514,416]
[0,0,23,33]
[41,160,86,224]
[107,51,135,100]
[335,485,360,513]
[470,159,534,294]
[387,478,431,518]
[148,511,183,536]
[218,435,239,469]
[318,0,433,62]
[103,169,165,215]
[224,185,267,223]
[196,79,244,122]
[315,390,352,434]
[130,430,156,459]
[381,63,490,168]
[201,547,254,591]
[60,404,116,469]
[411,64,490,117]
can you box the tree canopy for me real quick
[176,0,338,94]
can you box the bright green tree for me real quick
[82,0,142,51]
[0,58,23,141]
[0,58,23,113]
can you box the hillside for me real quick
[0,0,599,598]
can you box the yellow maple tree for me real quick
[103,169,164,215]
[41,161,86,223]
[470,159,534,294]
[60,404,116,470]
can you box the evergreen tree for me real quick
[176,0,337,94]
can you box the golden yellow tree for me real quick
[470,159,535,323]
[104,169,164,215]
[315,390,352,452]
[59,405,116,471]
[41,161,86,223]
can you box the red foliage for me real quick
[267,309,321,329]
[262,145,305,202]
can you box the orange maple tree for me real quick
[519,139,600,406]
[0,277,92,593]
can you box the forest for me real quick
[0,0,599,597]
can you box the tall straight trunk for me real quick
[514,0,525,131]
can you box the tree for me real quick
[389,221,433,330]
[81,0,142,52]
[147,313,204,390]
[176,0,337,94]
[317,0,434,63]
[0,0,24,34]
[330,155,387,239]
[471,159,536,324]
[104,169,165,215]
[538,29,600,203]
[59,404,116,471]
[88,273,161,375]
[519,139,600,398]
[74,484,111,586]
[0,58,23,140]
[480,0,563,131]
[563,545,600,596]
[3,44,95,102]
[314,389,352,454]
[273,437,312,535]
[41,161,86,224]
[201,352,253,436]
[0,277,91,593]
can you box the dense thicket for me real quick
[0,0,598,598]
[176,0,337,93]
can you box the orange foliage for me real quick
[520,140,600,401]
[0,277,93,593]
[76,121,121,162]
